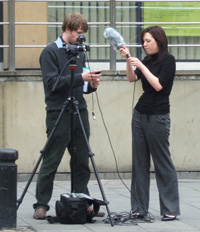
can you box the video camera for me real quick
[65,34,90,56]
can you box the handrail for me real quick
[0,0,199,2]
[1,0,199,2]
[116,0,200,2]
[1,44,200,48]
[1,22,200,25]
[1,0,198,2]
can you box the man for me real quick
[33,13,103,219]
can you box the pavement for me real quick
[1,177,200,232]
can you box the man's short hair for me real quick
[62,13,88,33]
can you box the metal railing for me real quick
[0,0,200,70]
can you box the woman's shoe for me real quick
[162,214,176,221]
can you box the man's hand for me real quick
[82,70,101,89]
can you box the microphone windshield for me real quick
[104,27,126,51]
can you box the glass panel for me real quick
[116,2,137,22]
[138,24,200,61]
[114,25,138,60]
[115,2,138,61]
[48,2,109,41]
[116,2,137,44]
[48,1,110,61]
[168,35,200,61]
[141,2,200,61]
[9,1,200,69]
[143,2,200,37]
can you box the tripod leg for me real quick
[90,156,114,226]
[73,102,114,226]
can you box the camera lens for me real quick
[77,34,86,45]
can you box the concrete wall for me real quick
[0,70,200,176]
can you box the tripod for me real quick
[17,56,114,226]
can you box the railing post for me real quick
[110,0,116,70]
[9,0,15,71]
[0,148,18,230]
[0,2,3,71]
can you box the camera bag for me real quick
[47,193,106,224]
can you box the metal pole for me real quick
[0,2,3,71]
[109,0,116,70]
[136,1,142,60]
[9,0,15,71]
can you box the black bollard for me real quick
[0,148,18,230]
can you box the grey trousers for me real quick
[131,109,180,216]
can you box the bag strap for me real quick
[86,198,107,223]
[86,202,100,223]
[47,215,60,224]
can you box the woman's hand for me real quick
[119,46,131,58]
[127,57,144,70]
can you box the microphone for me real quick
[103,27,130,58]
[103,27,125,50]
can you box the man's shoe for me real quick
[87,207,105,217]
[33,208,47,220]
[162,215,176,221]
[132,213,145,220]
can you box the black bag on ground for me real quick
[56,194,87,224]
[47,193,107,224]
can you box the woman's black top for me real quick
[135,53,176,115]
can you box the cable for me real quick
[84,53,155,224]
[85,53,96,120]
[94,82,154,222]
[103,210,155,225]
[132,81,136,110]
[103,211,137,226]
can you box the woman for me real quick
[120,26,180,221]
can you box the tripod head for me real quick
[65,34,90,56]
[52,34,89,92]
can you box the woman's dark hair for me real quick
[141,26,169,64]
[62,13,88,33]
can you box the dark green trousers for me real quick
[33,109,91,211]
